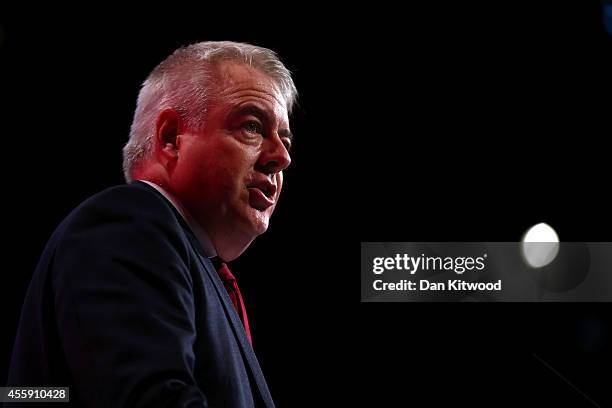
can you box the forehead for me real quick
[213,61,289,121]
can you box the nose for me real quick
[257,133,291,174]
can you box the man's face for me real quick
[171,61,292,249]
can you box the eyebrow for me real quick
[236,105,293,141]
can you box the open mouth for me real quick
[256,184,274,199]
[247,179,277,210]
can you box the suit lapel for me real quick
[193,248,276,408]
[133,181,275,407]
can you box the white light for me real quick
[521,222,560,268]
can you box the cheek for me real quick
[211,154,258,200]
[175,151,220,198]
[180,139,261,196]
[181,159,214,187]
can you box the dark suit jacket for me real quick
[6,181,275,407]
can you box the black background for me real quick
[1,2,611,406]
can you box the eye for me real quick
[242,120,263,135]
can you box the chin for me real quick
[251,219,269,236]
[242,206,272,235]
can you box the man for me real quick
[7,41,296,407]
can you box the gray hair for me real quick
[122,41,298,182]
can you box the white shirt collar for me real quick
[138,180,218,258]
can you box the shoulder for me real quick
[73,181,173,218]
[48,182,195,285]
[49,182,188,255]
[59,182,177,230]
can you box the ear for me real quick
[155,108,183,162]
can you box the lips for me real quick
[247,178,277,211]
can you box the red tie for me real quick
[216,262,252,344]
